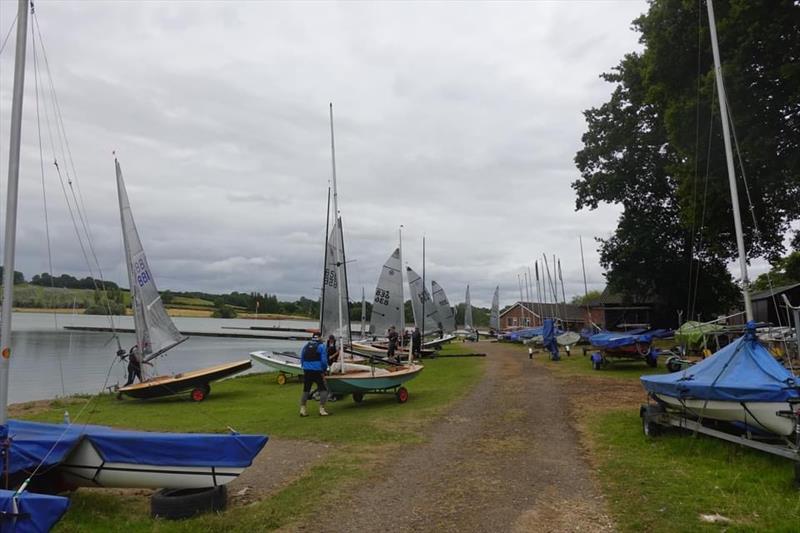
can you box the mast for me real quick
[328,103,345,369]
[524,270,531,326]
[579,236,589,300]
[706,0,752,321]
[360,287,366,337]
[398,225,405,348]
[558,259,568,329]
[535,261,543,325]
[421,236,425,345]
[0,0,30,424]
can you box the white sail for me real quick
[116,160,187,363]
[406,267,439,334]
[490,286,500,330]
[320,219,349,340]
[464,285,473,331]
[431,281,456,334]
[369,248,403,337]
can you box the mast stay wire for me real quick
[30,10,121,349]
[31,13,65,397]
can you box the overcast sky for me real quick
[1,1,663,308]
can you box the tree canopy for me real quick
[573,0,799,321]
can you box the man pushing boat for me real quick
[299,333,331,417]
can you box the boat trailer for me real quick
[640,399,800,485]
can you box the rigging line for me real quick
[32,12,119,335]
[31,18,65,397]
[724,93,793,371]
[690,81,717,320]
[686,0,704,320]
[0,12,17,55]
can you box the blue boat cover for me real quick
[2,420,268,478]
[0,489,69,533]
[641,322,799,402]
[590,331,654,349]
[543,319,559,359]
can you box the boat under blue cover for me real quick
[0,489,69,533]
[2,419,268,479]
[641,323,799,403]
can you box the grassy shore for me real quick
[15,343,484,532]
[531,344,800,532]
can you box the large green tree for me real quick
[573,0,799,321]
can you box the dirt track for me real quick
[294,341,614,532]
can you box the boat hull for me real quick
[325,364,423,394]
[250,351,303,375]
[652,393,797,436]
[59,438,245,489]
[119,360,252,399]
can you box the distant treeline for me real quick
[3,268,490,325]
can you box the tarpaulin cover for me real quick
[675,321,725,348]
[0,489,69,533]
[543,319,559,359]
[641,323,799,402]
[590,331,654,349]
[2,420,268,478]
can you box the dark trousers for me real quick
[124,365,142,386]
[387,343,397,357]
[303,371,327,393]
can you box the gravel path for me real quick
[297,341,615,532]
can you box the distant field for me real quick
[10,284,96,308]
[171,296,214,307]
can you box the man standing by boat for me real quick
[124,345,144,386]
[300,333,330,417]
[387,326,399,362]
[411,326,422,360]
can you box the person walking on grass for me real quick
[411,326,422,360]
[300,333,330,417]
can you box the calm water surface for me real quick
[6,313,312,404]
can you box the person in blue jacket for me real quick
[300,333,330,417]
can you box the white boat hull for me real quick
[654,394,797,436]
[59,439,244,489]
[250,350,302,375]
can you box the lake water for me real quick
[5,313,314,404]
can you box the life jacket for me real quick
[303,341,321,362]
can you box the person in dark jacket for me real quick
[387,326,399,360]
[123,345,144,386]
[411,327,422,359]
[300,334,330,416]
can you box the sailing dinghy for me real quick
[114,160,251,401]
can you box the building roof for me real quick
[586,287,654,307]
[749,282,800,302]
[500,301,586,322]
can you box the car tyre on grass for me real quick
[151,485,227,520]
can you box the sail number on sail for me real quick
[133,257,152,287]
[323,267,338,289]
[374,288,390,306]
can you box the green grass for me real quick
[17,347,484,531]
[589,410,800,532]
[170,296,214,307]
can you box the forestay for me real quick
[369,248,403,337]
[431,281,456,334]
[321,219,350,339]
[407,267,440,334]
[116,160,187,363]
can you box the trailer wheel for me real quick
[276,373,287,385]
[151,485,226,520]
[641,405,663,437]
[191,385,210,402]
[352,392,364,403]
[665,356,682,373]
[396,387,409,403]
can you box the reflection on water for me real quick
[6,313,309,404]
